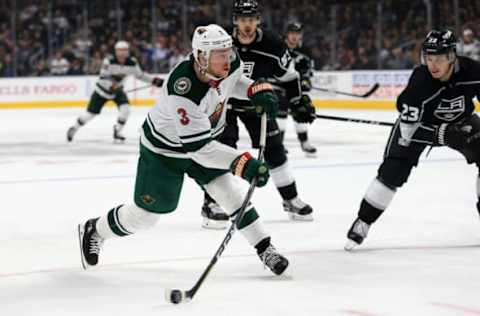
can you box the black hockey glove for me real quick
[291,94,316,123]
[152,77,164,87]
[247,80,279,119]
[436,122,471,149]
[301,78,312,92]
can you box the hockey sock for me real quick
[277,182,298,201]
[254,236,271,254]
[359,178,396,224]
[270,162,297,200]
[115,104,131,132]
[297,132,308,143]
[74,112,95,129]
[95,204,161,239]
[476,171,480,213]
[294,122,308,142]
[235,206,269,247]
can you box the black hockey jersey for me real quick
[229,27,302,106]
[397,56,480,144]
[288,45,314,81]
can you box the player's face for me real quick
[236,16,258,38]
[208,48,233,78]
[115,48,129,63]
[287,32,301,47]
[425,53,453,80]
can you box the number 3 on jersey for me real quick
[177,108,190,125]
[400,103,419,122]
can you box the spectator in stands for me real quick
[49,51,70,75]
[384,47,413,69]
[458,28,480,61]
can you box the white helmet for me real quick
[192,24,233,79]
[114,40,129,50]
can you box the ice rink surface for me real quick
[1,107,480,316]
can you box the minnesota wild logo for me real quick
[174,77,191,95]
[209,101,225,127]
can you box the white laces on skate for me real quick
[208,202,225,215]
[89,233,104,255]
[353,219,370,237]
[260,245,282,269]
[288,197,307,209]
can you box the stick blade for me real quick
[362,83,380,98]
[165,288,190,304]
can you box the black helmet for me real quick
[233,0,259,19]
[286,21,303,33]
[422,29,457,55]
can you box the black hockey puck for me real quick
[170,289,183,304]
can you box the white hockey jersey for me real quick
[95,55,153,98]
[141,53,253,170]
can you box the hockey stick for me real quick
[315,113,394,127]
[311,83,379,98]
[123,85,153,93]
[165,112,268,304]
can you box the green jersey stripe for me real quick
[142,122,187,154]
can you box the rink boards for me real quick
[0,70,414,110]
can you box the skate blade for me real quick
[77,224,90,270]
[201,218,228,230]
[344,239,360,251]
[304,152,317,158]
[287,212,314,222]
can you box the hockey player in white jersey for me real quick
[66,41,163,142]
[78,25,289,276]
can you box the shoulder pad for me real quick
[167,59,209,105]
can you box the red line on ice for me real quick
[431,302,480,315]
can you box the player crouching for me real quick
[78,24,289,276]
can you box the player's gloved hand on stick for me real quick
[152,77,164,87]
[301,78,312,92]
[291,94,316,123]
[247,80,279,119]
[231,152,269,187]
[436,122,471,149]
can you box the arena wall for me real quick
[0,70,476,110]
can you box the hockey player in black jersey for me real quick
[201,0,316,229]
[277,21,317,157]
[345,29,480,250]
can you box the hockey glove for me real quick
[291,94,316,123]
[152,77,164,87]
[301,78,312,92]
[436,122,471,149]
[231,152,269,187]
[247,80,279,119]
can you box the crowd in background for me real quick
[0,0,479,77]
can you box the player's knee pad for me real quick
[118,104,131,122]
[377,158,414,188]
[294,122,308,133]
[118,203,161,232]
[264,133,287,169]
[204,173,248,215]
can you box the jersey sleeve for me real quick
[132,58,154,84]
[231,63,254,100]
[396,66,437,145]
[167,95,241,169]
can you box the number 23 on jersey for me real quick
[400,103,419,122]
